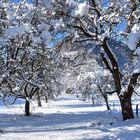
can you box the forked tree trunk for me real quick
[97,85,111,110]
[25,100,30,116]
[102,38,136,120]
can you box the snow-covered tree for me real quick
[50,0,140,120]
[58,40,116,110]
[1,0,140,120]
[0,1,64,116]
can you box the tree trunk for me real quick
[120,96,134,120]
[97,85,110,110]
[120,73,140,120]
[45,96,48,103]
[104,96,110,110]
[102,38,135,120]
[37,94,42,107]
[25,100,30,116]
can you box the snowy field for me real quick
[0,94,140,140]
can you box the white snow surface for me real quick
[5,24,32,39]
[38,23,52,46]
[133,60,140,74]
[128,23,140,55]
[66,0,89,17]
[74,1,89,17]
[0,94,140,140]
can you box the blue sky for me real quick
[10,0,32,3]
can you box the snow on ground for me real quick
[0,94,140,140]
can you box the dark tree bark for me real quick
[104,96,111,110]
[45,96,48,103]
[97,85,110,110]
[102,38,139,120]
[102,38,122,95]
[120,94,134,120]
[25,100,30,116]
[120,73,140,120]
[24,85,39,116]
[37,94,42,107]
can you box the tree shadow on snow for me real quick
[0,111,140,140]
